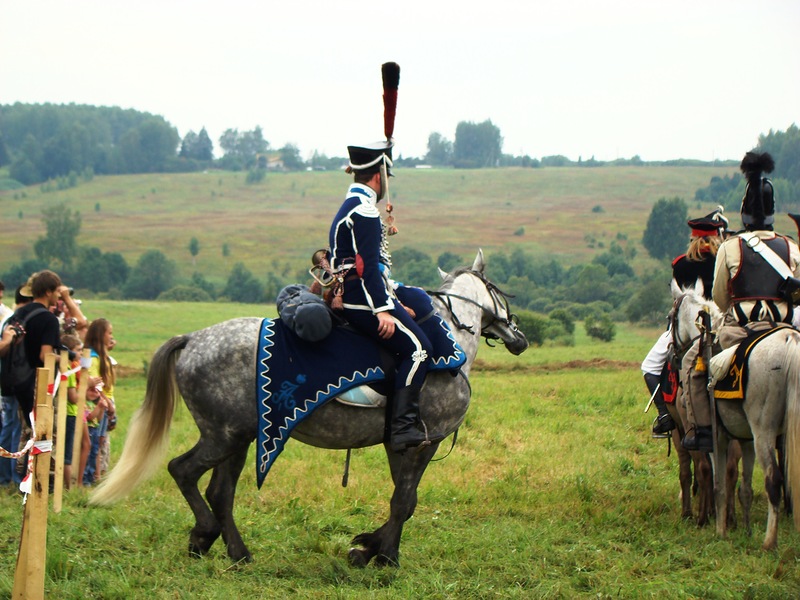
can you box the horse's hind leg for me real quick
[205,443,252,563]
[168,440,228,558]
[754,435,782,550]
[725,441,742,530]
[349,444,438,568]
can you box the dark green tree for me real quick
[1,259,49,289]
[0,133,9,167]
[218,127,268,171]
[123,250,176,299]
[453,120,503,168]
[279,144,305,171]
[180,128,214,161]
[425,133,453,166]
[625,272,671,325]
[103,252,130,289]
[190,272,216,299]
[33,203,82,270]
[223,262,264,303]
[390,247,439,289]
[642,197,688,260]
[189,237,199,265]
[570,264,611,304]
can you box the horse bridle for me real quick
[428,270,520,346]
[670,291,716,360]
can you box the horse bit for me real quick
[428,270,520,347]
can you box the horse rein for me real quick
[427,270,520,345]
[670,291,716,361]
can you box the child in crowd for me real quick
[60,334,83,489]
[82,318,116,486]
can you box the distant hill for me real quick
[0,166,737,289]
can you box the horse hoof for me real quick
[348,548,369,568]
[374,553,400,568]
[227,553,253,567]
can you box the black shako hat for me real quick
[740,151,776,229]
[346,141,394,177]
[346,62,399,178]
[687,206,728,237]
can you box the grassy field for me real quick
[0,166,736,289]
[0,300,798,598]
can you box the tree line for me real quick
[0,103,753,188]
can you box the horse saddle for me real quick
[711,326,789,401]
[254,314,466,487]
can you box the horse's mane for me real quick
[437,266,475,293]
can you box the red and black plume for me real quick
[382,62,400,141]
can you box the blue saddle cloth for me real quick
[255,315,465,487]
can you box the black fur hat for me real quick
[740,151,775,229]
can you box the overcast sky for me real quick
[2,0,798,162]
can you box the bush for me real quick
[157,285,213,302]
[548,308,575,334]
[515,310,548,346]
[584,312,616,342]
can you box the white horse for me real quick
[713,319,800,549]
[678,281,800,548]
[669,280,725,525]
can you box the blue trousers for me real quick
[0,395,22,485]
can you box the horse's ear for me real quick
[670,278,682,299]
[438,267,449,281]
[472,249,486,273]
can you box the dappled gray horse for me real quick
[91,250,529,566]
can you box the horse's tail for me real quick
[784,330,800,530]
[90,334,189,506]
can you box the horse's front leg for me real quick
[693,451,713,527]
[738,440,755,537]
[672,428,695,520]
[713,435,730,538]
[725,440,742,530]
[349,443,438,568]
[205,442,252,563]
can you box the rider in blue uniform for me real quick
[327,142,444,452]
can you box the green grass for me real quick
[0,166,734,289]
[1,301,798,598]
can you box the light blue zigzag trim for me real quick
[429,317,466,370]
[256,319,385,483]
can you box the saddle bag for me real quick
[276,284,334,343]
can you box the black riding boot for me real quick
[644,372,675,435]
[389,386,445,453]
[682,426,713,453]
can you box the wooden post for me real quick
[53,352,69,511]
[13,356,55,600]
[70,349,91,487]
